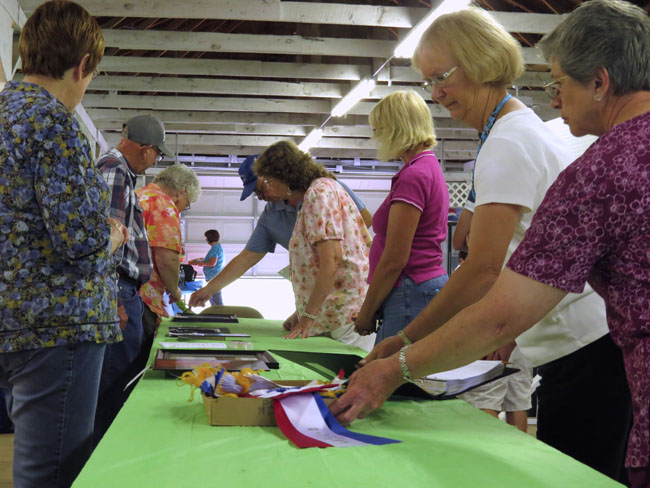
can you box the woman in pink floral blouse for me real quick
[254,141,375,352]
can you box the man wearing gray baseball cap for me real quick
[94,114,175,443]
[121,114,175,159]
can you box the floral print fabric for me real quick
[137,183,183,317]
[508,111,650,467]
[289,178,372,333]
[0,81,120,352]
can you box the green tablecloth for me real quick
[73,318,622,488]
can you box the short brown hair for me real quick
[19,0,104,79]
[204,229,220,243]
[253,140,335,193]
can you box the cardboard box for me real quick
[202,380,334,426]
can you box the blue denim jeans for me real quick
[209,290,224,306]
[375,274,449,344]
[0,342,106,488]
[94,278,143,444]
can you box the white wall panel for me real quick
[189,188,256,217]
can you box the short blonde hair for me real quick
[369,91,436,162]
[413,8,524,87]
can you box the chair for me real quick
[200,305,264,319]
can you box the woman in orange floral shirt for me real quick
[254,141,375,352]
[137,164,200,351]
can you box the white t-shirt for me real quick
[475,108,608,367]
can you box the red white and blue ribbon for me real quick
[273,392,400,448]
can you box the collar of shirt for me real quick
[107,147,138,186]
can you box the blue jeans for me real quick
[375,274,448,344]
[0,342,106,488]
[94,278,143,444]
[209,290,224,306]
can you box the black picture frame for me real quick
[152,349,279,373]
[172,313,239,323]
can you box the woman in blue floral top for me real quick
[0,2,126,486]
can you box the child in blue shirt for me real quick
[189,229,225,306]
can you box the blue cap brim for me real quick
[240,178,258,201]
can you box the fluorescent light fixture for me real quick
[298,128,323,152]
[393,0,471,59]
[331,78,376,118]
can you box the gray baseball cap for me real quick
[122,115,175,158]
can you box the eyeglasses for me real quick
[152,146,164,162]
[422,65,459,91]
[542,75,569,99]
[181,190,191,211]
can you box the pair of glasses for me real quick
[542,75,569,99]
[422,65,459,91]
[151,146,164,162]
[181,190,191,211]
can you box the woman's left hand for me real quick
[108,217,128,254]
[285,316,315,339]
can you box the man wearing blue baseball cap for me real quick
[189,154,371,308]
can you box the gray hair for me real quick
[538,0,650,95]
[153,164,201,203]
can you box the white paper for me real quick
[426,360,503,381]
[158,342,227,350]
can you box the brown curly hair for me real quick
[253,141,335,193]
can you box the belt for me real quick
[118,272,143,291]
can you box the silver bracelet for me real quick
[399,345,414,383]
[302,311,318,321]
[397,330,412,345]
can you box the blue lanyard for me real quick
[468,93,512,204]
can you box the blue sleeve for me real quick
[337,180,366,211]
[205,245,219,259]
[244,205,277,254]
[216,244,224,271]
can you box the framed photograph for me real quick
[167,326,250,339]
[172,313,239,324]
[153,349,279,373]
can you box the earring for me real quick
[594,93,602,102]
[287,189,293,197]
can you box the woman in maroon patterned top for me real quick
[332,1,650,484]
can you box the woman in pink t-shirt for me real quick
[253,141,375,352]
[354,91,449,345]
